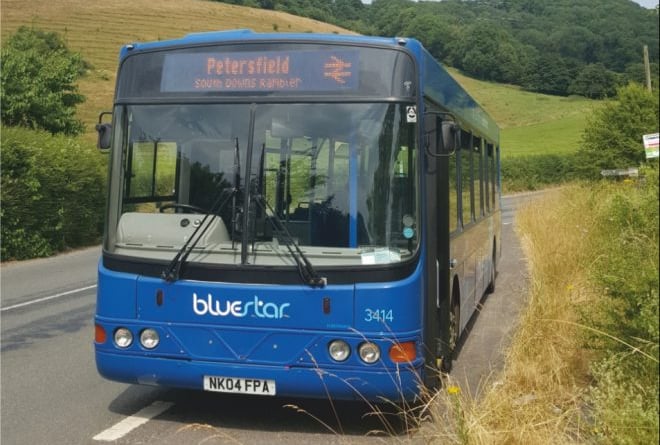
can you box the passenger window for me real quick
[460,131,473,226]
[449,146,459,232]
[495,146,500,208]
[473,137,482,219]
[484,142,491,213]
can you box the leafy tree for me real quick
[568,63,621,99]
[546,25,602,64]
[624,62,660,92]
[369,0,416,38]
[401,13,455,62]
[331,0,365,23]
[576,83,659,178]
[523,53,575,95]
[1,27,86,135]
[448,24,530,84]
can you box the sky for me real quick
[633,0,659,6]
[360,0,659,8]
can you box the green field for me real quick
[1,0,601,156]
[501,114,590,157]
[448,69,600,157]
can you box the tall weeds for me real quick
[585,167,659,444]
[424,167,658,444]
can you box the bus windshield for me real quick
[107,102,419,267]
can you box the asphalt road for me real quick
[0,194,536,445]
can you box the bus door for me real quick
[423,107,452,379]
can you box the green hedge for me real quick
[1,126,106,260]
[501,153,580,192]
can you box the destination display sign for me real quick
[160,50,359,93]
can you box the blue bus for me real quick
[94,30,501,402]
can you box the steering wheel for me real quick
[159,203,208,214]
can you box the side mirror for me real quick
[96,111,112,150]
[425,111,459,156]
[440,120,459,154]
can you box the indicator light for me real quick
[95,324,107,344]
[389,341,417,363]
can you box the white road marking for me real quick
[0,284,97,312]
[93,401,174,442]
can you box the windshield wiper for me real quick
[162,138,242,283]
[252,193,327,288]
[160,187,237,283]
[250,142,325,288]
[231,137,241,250]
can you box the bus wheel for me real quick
[441,290,460,373]
[449,296,460,354]
[486,245,496,294]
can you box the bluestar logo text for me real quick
[193,293,291,319]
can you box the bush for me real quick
[585,166,659,443]
[1,126,106,260]
[575,83,659,179]
[501,153,579,192]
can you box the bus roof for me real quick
[119,29,412,58]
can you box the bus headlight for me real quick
[328,340,350,362]
[358,342,381,364]
[140,329,160,349]
[114,327,133,348]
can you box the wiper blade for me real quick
[161,188,237,283]
[252,194,327,288]
[162,138,243,283]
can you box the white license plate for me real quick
[203,376,276,396]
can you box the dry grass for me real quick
[473,189,596,444]
[1,0,354,142]
[421,187,599,444]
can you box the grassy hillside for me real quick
[1,0,353,141]
[2,0,599,156]
[448,69,600,157]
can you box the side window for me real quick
[460,131,473,226]
[126,141,177,200]
[473,137,483,219]
[484,142,492,213]
[493,145,500,209]
[449,142,459,233]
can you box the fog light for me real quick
[140,328,160,349]
[328,340,350,362]
[114,327,133,348]
[358,342,381,364]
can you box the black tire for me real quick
[486,245,497,294]
[441,289,460,373]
